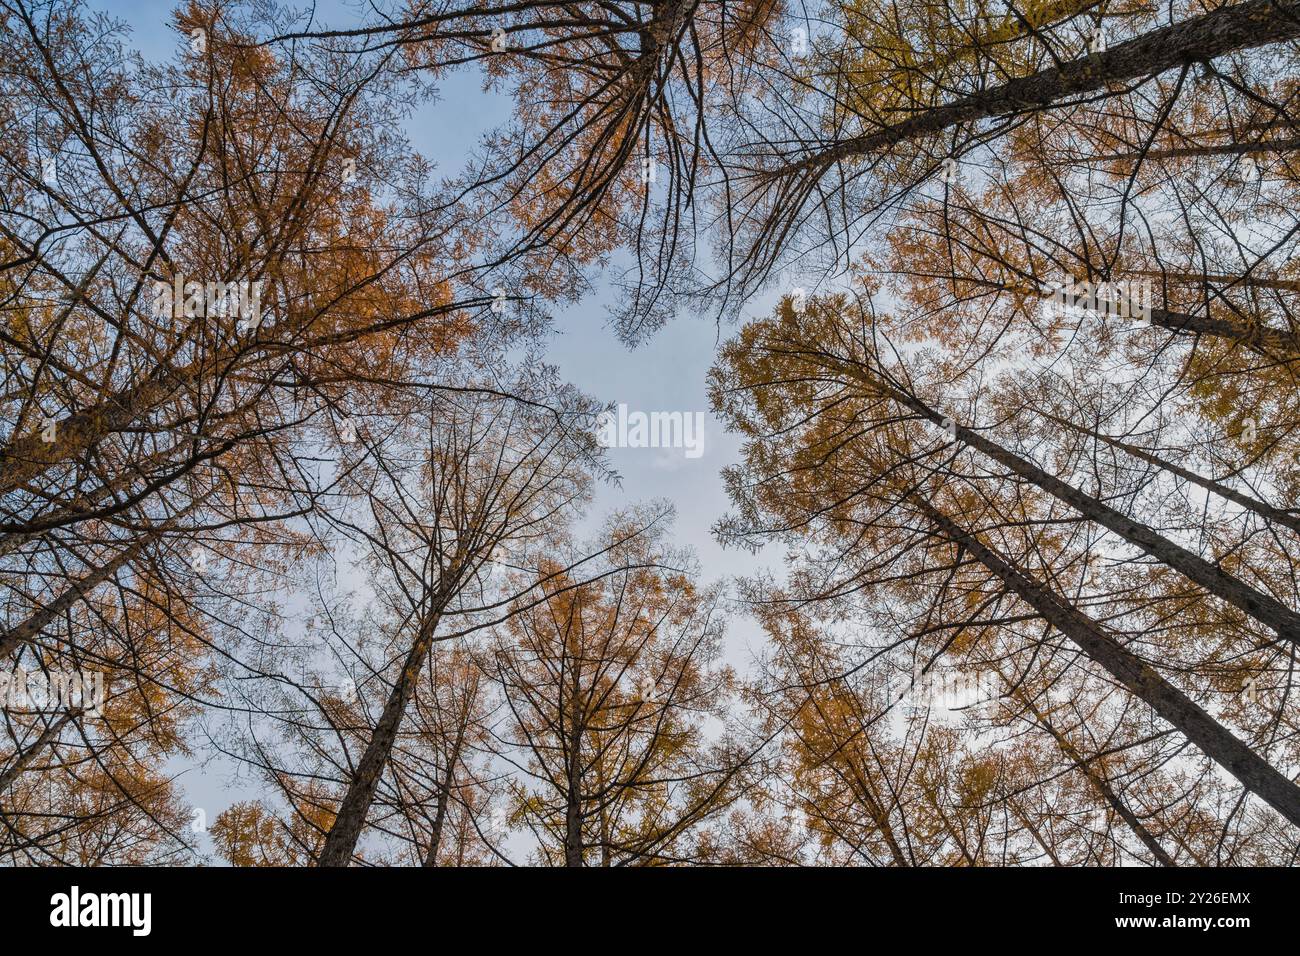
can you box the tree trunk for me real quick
[423,784,452,868]
[853,366,1300,648]
[0,542,144,659]
[1131,269,1300,293]
[1147,306,1300,361]
[938,276,1300,361]
[1043,412,1300,536]
[422,708,469,868]
[0,296,464,498]
[0,708,83,795]
[0,485,219,658]
[564,721,585,867]
[1081,136,1300,164]
[0,354,210,497]
[912,496,1300,829]
[317,606,445,867]
[1008,679,1176,866]
[778,0,1300,175]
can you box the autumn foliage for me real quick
[3,0,1300,866]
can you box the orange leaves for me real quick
[719,0,785,60]
[212,798,329,866]
[488,511,736,864]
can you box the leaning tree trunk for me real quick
[912,496,1300,829]
[1043,413,1300,536]
[422,710,470,867]
[937,276,1300,362]
[0,542,144,659]
[422,775,453,868]
[0,485,220,658]
[1084,136,1300,164]
[317,600,448,867]
[851,365,1300,649]
[1009,679,1176,866]
[0,708,84,794]
[778,0,1300,176]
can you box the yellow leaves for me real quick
[955,754,1000,805]
[489,516,733,862]
[837,0,1116,122]
[212,801,312,866]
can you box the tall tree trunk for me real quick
[423,780,452,868]
[0,485,219,658]
[802,692,911,865]
[1042,412,1300,536]
[845,758,910,866]
[1130,269,1300,293]
[0,295,464,498]
[564,772,584,866]
[1081,136,1300,164]
[595,754,612,867]
[777,0,1300,175]
[422,709,469,868]
[0,352,213,497]
[953,277,1300,361]
[0,542,144,659]
[1146,306,1299,360]
[318,604,446,867]
[911,496,1300,829]
[1005,677,1176,866]
[1010,801,1066,865]
[0,708,83,795]
[846,364,1300,648]
[1081,135,1300,161]
[564,717,585,867]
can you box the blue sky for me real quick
[88,0,778,856]
[87,0,771,577]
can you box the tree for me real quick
[711,293,1300,845]
[210,370,600,866]
[487,508,746,865]
[710,0,1300,307]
